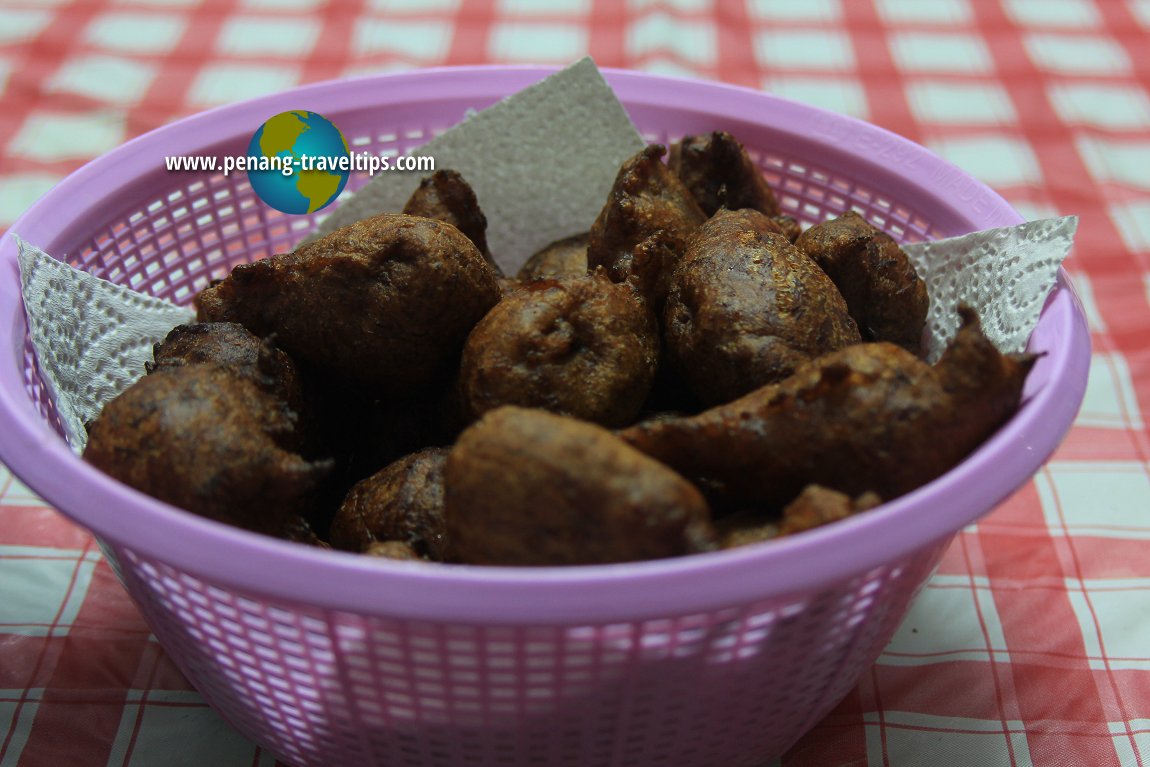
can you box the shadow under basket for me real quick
[0,66,1090,767]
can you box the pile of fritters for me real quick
[84,131,1034,567]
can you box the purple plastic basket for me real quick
[0,67,1089,767]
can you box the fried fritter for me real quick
[717,486,881,548]
[779,485,882,536]
[282,515,331,548]
[329,447,449,560]
[621,308,1035,513]
[586,145,706,298]
[668,131,781,218]
[772,214,802,243]
[794,211,928,354]
[364,540,423,560]
[148,321,270,375]
[664,208,861,405]
[458,269,660,427]
[517,232,589,282]
[496,276,525,298]
[403,169,497,270]
[84,366,331,535]
[714,509,780,549]
[148,322,306,441]
[445,407,717,566]
[622,229,687,311]
[196,214,501,396]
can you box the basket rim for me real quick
[0,65,1090,624]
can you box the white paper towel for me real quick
[307,57,648,274]
[15,236,196,450]
[904,215,1078,362]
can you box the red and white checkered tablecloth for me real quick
[1,0,1148,765]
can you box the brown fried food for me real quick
[84,367,331,535]
[402,169,497,270]
[668,131,781,218]
[282,515,331,548]
[794,211,928,354]
[458,270,659,428]
[445,407,716,566]
[586,145,706,298]
[196,214,501,396]
[664,208,861,405]
[364,540,423,560]
[496,276,524,298]
[623,229,686,311]
[148,322,306,438]
[329,448,450,560]
[779,485,881,536]
[715,509,780,549]
[517,232,589,282]
[293,380,458,543]
[772,214,802,243]
[717,486,881,548]
[621,308,1035,513]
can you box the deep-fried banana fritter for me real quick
[517,232,589,282]
[668,131,781,218]
[330,447,449,560]
[772,214,802,243]
[717,485,882,548]
[664,208,860,405]
[148,322,306,438]
[84,366,331,535]
[196,213,502,397]
[778,485,882,536]
[282,515,331,548]
[795,211,928,354]
[364,540,423,560]
[445,407,716,566]
[586,145,706,297]
[458,269,659,428]
[622,308,1034,513]
[403,169,497,270]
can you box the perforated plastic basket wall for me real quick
[0,67,1090,767]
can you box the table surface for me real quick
[2,0,1149,765]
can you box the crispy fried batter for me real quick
[668,131,781,218]
[148,322,306,444]
[715,509,780,549]
[458,270,659,427]
[84,367,331,535]
[795,211,928,354]
[517,232,589,282]
[446,407,716,565]
[364,540,423,560]
[664,208,861,405]
[621,308,1035,513]
[403,169,497,270]
[772,214,802,243]
[586,145,706,299]
[778,485,881,536]
[282,515,331,548]
[330,447,449,560]
[196,213,502,396]
[717,485,881,548]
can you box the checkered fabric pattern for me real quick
[1,0,1148,765]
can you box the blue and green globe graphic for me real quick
[247,110,349,215]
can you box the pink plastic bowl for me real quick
[0,67,1089,767]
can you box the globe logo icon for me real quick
[246,110,349,215]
